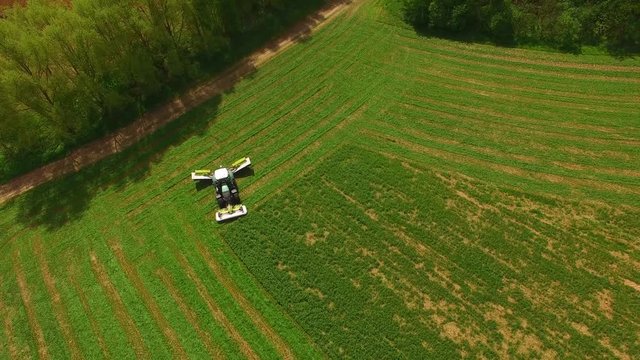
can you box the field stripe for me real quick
[196,243,295,360]
[108,242,189,360]
[176,254,259,360]
[34,240,82,360]
[360,129,640,196]
[411,62,639,104]
[14,258,50,360]
[410,68,637,114]
[0,300,20,359]
[68,265,110,359]
[155,268,225,359]
[402,94,640,146]
[391,100,636,148]
[372,116,640,181]
[89,251,149,358]
[400,44,640,84]
[243,100,369,200]
[395,33,640,73]
[369,48,639,107]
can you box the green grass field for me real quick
[1,0,639,358]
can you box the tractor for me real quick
[191,157,252,222]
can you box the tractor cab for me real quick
[213,167,241,208]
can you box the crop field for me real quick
[1,0,639,358]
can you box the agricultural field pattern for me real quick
[1,0,639,358]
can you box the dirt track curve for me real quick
[0,0,353,205]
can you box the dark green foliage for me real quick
[0,0,325,182]
[401,0,639,52]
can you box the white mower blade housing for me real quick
[191,169,214,181]
[191,173,214,181]
[230,157,251,174]
[215,205,248,222]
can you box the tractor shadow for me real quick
[195,179,213,192]
[234,167,255,179]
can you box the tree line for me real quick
[0,0,324,181]
[401,0,640,53]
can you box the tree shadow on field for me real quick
[4,0,352,230]
[262,0,352,50]
[11,94,224,230]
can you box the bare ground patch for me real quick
[622,279,640,293]
[595,289,614,320]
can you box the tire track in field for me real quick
[33,240,82,360]
[396,89,637,140]
[68,265,110,359]
[89,251,149,358]
[395,33,640,73]
[253,143,344,208]
[416,64,639,104]
[400,44,640,84]
[395,33,640,76]
[243,102,368,199]
[195,243,295,360]
[155,268,225,359]
[237,95,355,189]
[176,254,259,360]
[374,50,639,106]
[370,118,544,166]
[0,300,20,359]
[412,68,637,115]
[373,116,640,180]
[108,242,188,360]
[361,129,640,196]
[392,100,639,165]
[385,108,547,162]
[403,94,640,146]
[14,258,50,360]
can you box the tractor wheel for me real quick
[217,197,226,208]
